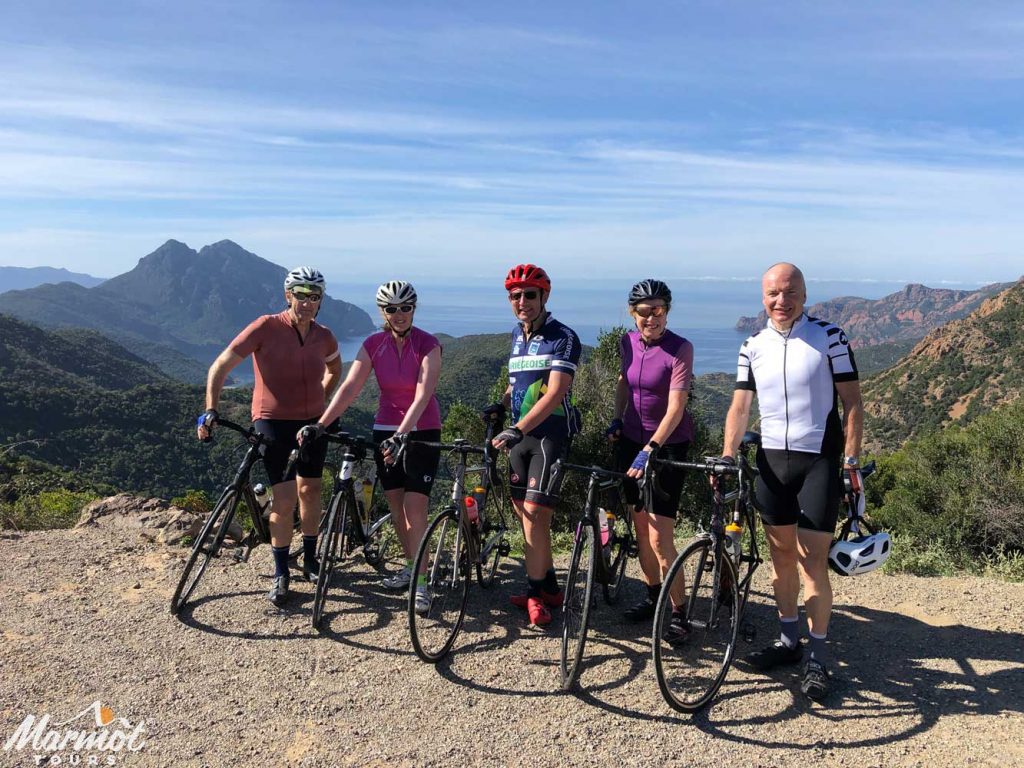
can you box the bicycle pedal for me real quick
[498,541,511,557]
[232,545,252,563]
[627,541,640,558]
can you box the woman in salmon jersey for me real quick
[300,281,442,614]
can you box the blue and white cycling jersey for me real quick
[508,313,582,440]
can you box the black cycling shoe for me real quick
[801,659,830,700]
[302,557,320,583]
[741,639,802,671]
[662,612,690,646]
[269,574,290,607]
[624,598,656,622]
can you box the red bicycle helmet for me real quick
[504,263,551,292]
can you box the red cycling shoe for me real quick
[510,590,564,610]
[526,596,552,627]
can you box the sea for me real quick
[333,277,989,375]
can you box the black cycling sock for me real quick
[527,577,545,599]
[647,582,662,603]
[808,632,829,665]
[780,616,800,649]
[302,535,318,564]
[543,569,559,594]
[271,545,290,578]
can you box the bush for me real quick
[2,488,98,530]
[170,489,212,516]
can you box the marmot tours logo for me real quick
[3,701,147,765]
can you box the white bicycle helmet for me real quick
[376,280,417,307]
[284,266,326,292]
[829,531,892,576]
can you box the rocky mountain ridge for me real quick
[0,240,375,378]
[736,282,1012,345]
[861,279,1024,451]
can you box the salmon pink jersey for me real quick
[229,311,339,421]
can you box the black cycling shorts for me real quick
[254,418,329,486]
[755,448,841,533]
[509,434,568,508]
[616,438,690,519]
[372,429,442,496]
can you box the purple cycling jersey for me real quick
[619,329,695,445]
[362,326,443,431]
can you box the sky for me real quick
[1,1,1023,283]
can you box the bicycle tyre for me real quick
[602,511,632,604]
[311,491,348,630]
[409,509,470,663]
[652,536,740,712]
[560,523,597,690]
[170,487,238,615]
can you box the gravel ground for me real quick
[2,528,1022,767]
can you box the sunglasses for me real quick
[383,304,415,314]
[634,305,667,318]
[290,290,323,303]
[508,290,540,302]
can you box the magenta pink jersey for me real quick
[362,327,442,431]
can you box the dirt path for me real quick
[2,529,1022,767]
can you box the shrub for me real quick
[2,488,98,530]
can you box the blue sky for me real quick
[1,1,1022,283]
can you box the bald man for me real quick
[722,262,863,700]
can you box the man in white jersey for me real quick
[721,262,863,700]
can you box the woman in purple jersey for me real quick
[606,280,695,626]
[299,280,442,614]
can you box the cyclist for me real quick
[196,266,341,607]
[486,264,581,628]
[722,262,862,700]
[606,280,695,625]
[298,280,442,614]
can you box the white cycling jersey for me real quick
[736,314,858,454]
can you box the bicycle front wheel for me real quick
[652,536,740,712]
[312,492,348,631]
[409,509,470,663]
[560,522,597,690]
[170,487,238,615]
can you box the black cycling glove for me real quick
[493,426,523,450]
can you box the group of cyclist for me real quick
[195,259,863,702]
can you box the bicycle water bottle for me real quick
[599,508,614,548]
[725,521,743,563]
[471,486,487,528]
[252,483,271,519]
[464,495,480,526]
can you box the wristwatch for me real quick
[843,456,860,467]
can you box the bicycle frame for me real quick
[557,461,633,582]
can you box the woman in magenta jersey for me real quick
[301,280,442,614]
[606,279,695,627]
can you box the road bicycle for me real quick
[408,424,511,662]
[647,431,763,712]
[649,432,877,712]
[170,418,279,615]
[554,459,636,690]
[307,431,395,630]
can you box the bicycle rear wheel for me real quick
[602,509,632,604]
[312,491,349,631]
[652,536,740,712]
[170,488,238,615]
[560,523,597,690]
[409,509,470,663]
